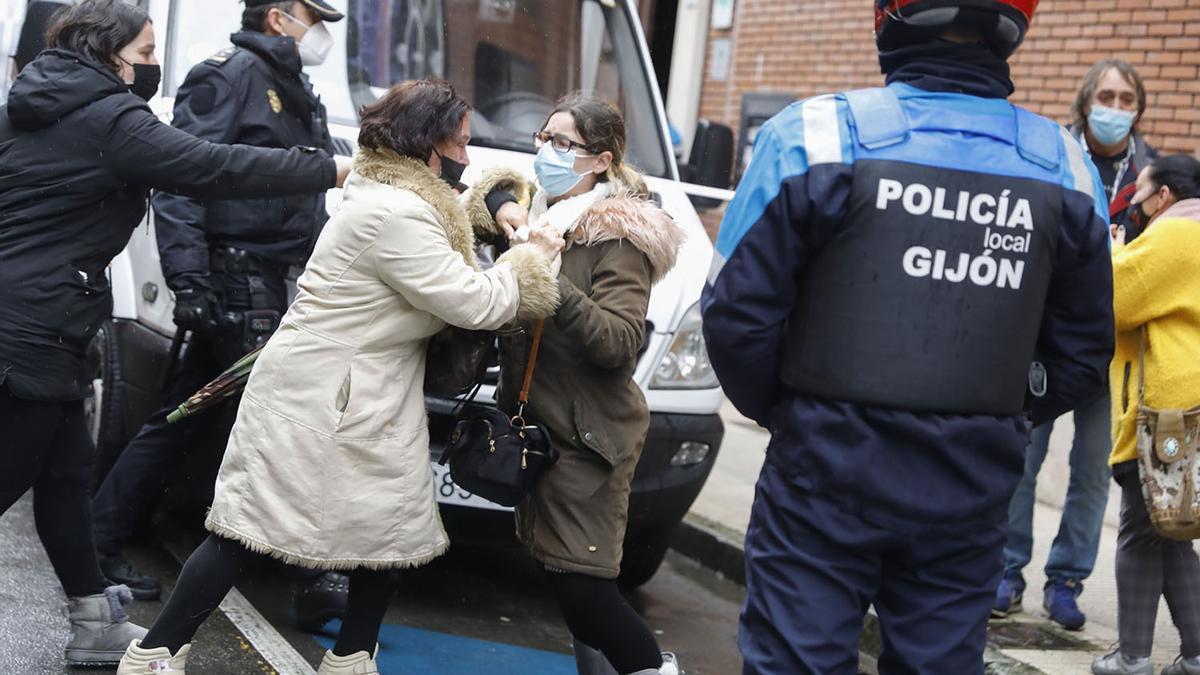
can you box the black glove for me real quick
[172,287,220,331]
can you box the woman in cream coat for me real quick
[119,80,563,675]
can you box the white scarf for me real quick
[513,182,614,243]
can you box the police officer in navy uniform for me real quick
[91,0,350,631]
[702,1,1115,672]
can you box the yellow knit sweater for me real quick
[1109,198,1200,466]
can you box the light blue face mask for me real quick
[534,143,591,198]
[1088,104,1136,147]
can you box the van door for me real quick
[0,0,27,102]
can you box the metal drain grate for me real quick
[988,621,1095,651]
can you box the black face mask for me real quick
[1126,200,1149,233]
[1127,192,1166,233]
[436,151,467,189]
[121,59,161,101]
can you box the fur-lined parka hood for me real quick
[354,147,480,271]
[466,167,685,284]
[351,149,559,321]
[570,191,685,284]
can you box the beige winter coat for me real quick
[205,149,559,569]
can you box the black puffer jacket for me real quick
[0,49,337,401]
[153,31,335,291]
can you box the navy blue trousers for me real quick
[93,272,287,554]
[740,461,1006,675]
[91,329,239,555]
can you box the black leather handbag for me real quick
[438,321,558,507]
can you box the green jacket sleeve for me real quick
[553,243,652,370]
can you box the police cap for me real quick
[244,0,345,23]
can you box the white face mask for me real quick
[280,11,334,67]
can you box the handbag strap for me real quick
[449,382,484,419]
[513,320,545,426]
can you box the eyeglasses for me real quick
[532,131,597,155]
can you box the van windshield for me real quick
[344,0,668,177]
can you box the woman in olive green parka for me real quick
[465,93,685,675]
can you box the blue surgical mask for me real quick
[1088,104,1136,147]
[534,143,590,198]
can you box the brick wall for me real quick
[698,0,1200,156]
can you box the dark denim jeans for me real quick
[1003,389,1112,584]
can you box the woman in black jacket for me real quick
[0,0,347,665]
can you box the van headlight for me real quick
[650,302,719,389]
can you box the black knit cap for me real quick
[244,0,344,23]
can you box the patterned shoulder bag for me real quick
[1135,327,1200,540]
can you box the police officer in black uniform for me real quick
[91,0,349,631]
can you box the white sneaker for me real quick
[658,652,683,675]
[316,648,381,675]
[1092,649,1153,675]
[628,652,684,675]
[116,640,190,674]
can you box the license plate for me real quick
[430,462,512,512]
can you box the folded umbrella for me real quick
[166,345,264,423]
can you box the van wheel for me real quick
[84,321,126,489]
[618,525,674,589]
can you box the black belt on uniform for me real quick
[209,247,290,278]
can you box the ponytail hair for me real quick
[1149,154,1200,202]
[545,92,649,199]
[613,163,649,199]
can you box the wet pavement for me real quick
[0,495,744,674]
[0,495,279,674]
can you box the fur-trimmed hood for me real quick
[351,149,559,321]
[353,148,480,271]
[464,167,685,284]
[569,192,685,284]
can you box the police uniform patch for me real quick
[267,89,283,114]
[205,46,238,65]
[188,82,217,116]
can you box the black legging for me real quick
[544,569,662,674]
[0,388,110,597]
[141,534,392,656]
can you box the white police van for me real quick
[11,0,731,588]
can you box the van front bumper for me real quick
[426,398,724,541]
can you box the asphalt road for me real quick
[0,495,744,674]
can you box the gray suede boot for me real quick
[65,585,148,665]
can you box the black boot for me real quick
[99,554,162,602]
[294,571,349,633]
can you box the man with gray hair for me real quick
[995,58,1158,632]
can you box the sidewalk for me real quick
[0,494,302,674]
[684,402,1189,674]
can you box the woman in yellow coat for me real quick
[1094,155,1200,675]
